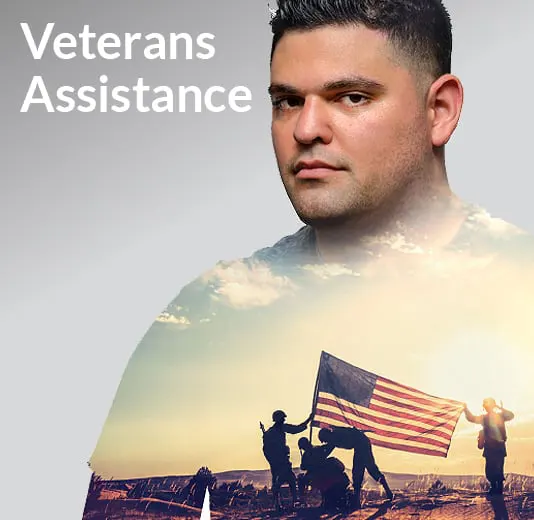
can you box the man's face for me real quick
[269,24,434,227]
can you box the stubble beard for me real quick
[283,168,414,231]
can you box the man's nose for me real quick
[293,97,333,145]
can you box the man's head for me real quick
[272,409,287,423]
[318,427,333,443]
[298,437,311,451]
[269,0,463,229]
[483,398,497,413]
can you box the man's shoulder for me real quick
[330,425,356,435]
[247,225,316,266]
[453,203,534,262]
[154,226,315,329]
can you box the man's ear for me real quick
[427,74,464,147]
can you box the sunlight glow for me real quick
[426,330,532,414]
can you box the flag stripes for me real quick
[312,352,464,458]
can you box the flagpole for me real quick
[309,351,323,442]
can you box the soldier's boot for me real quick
[379,475,394,500]
[350,486,362,510]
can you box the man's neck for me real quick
[313,184,466,264]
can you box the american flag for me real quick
[311,351,464,458]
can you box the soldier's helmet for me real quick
[298,437,311,450]
[272,410,287,422]
[318,427,333,443]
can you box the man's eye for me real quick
[339,93,368,106]
[272,97,301,110]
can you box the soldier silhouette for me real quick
[318,426,394,509]
[298,437,350,510]
[260,410,312,510]
[464,398,515,495]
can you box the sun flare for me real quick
[425,329,532,416]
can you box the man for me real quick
[464,399,515,496]
[318,426,393,509]
[298,437,350,510]
[251,0,534,268]
[261,410,312,510]
[81,2,534,518]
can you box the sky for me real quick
[89,207,534,481]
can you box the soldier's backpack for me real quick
[262,424,289,466]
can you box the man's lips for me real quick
[294,160,343,180]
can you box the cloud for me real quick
[301,263,361,279]
[155,311,191,327]
[202,259,298,309]
[365,232,426,255]
[466,207,527,237]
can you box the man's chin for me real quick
[287,190,364,227]
[294,208,354,228]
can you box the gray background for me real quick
[1,1,533,518]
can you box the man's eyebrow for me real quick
[268,76,386,97]
[323,76,386,92]
[268,83,299,96]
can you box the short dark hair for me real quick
[270,0,452,79]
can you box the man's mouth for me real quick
[294,159,343,180]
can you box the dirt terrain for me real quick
[82,469,534,519]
